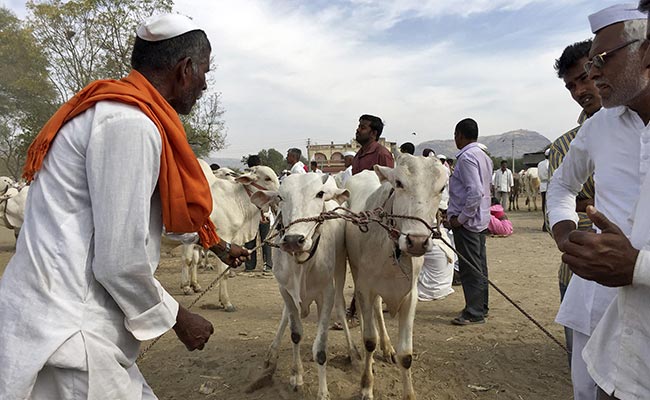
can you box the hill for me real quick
[414,129,551,159]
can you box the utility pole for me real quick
[511,136,515,172]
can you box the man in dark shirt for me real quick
[352,114,394,174]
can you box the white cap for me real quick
[137,13,202,42]
[544,148,550,156]
[343,151,356,157]
[437,154,447,160]
[588,3,646,33]
[477,143,488,151]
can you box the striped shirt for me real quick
[548,111,595,286]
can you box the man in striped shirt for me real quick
[549,39,601,367]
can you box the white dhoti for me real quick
[417,243,455,301]
[571,330,597,400]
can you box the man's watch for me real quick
[215,241,231,259]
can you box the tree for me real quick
[242,148,287,175]
[26,0,227,156]
[0,7,57,178]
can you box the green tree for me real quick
[26,0,227,156]
[0,7,57,178]
[242,148,287,175]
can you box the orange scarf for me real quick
[23,70,220,248]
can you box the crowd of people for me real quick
[0,2,649,399]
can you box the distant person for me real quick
[338,151,355,187]
[399,142,415,155]
[492,160,514,209]
[549,37,601,369]
[310,160,323,174]
[538,149,550,231]
[351,114,394,174]
[422,148,435,157]
[447,118,493,325]
[286,148,306,176]
[210,163,220,171]
[244,154,273,273]
[488,197,513,237]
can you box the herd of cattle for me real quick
[510,167,541,212]
[0,157,544,400]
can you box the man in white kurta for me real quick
[547,5,649,400]
[491,161,513,208]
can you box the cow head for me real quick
[0,176,13,196]
[213,167,239,181]
[374,154,448,257]
[251,173,348,262]
[235,166,280,192]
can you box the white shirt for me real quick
[548,106,650,336]
[537,159,549,192]
[583,172,650,400]
[0,102,178,399]
[290,161,306,175]
[492,168,513,192]
[311,168,323,175]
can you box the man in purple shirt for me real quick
[447,118,493,325]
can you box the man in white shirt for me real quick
[538,149,550,231]
[547,4,649,400]
[310,160,323,175]
[0,14,248,399]
[340,151,355,186]
[492,160,514,209]
[286,147,306,175]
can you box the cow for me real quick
[178,161,279,312]
[0,177,29,239]
[345,154,448,400]
[520,167,540,211]
[247,173,358,399]
[508,172,521,211]
[213,167,238,181]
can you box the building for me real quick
[306,138,397,173]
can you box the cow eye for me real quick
[396,180,404,189]
[316,191,324,198]
[265,177,272,181]
[440,187,445,193]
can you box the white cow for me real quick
[248,173,357,399]
[179,161,279,311]
[0,177,29,239]
[345,154,448,400]
[520,167,540,211]
[213,167,238,181]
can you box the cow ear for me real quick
[250,190,280,210]
[374,165,395,184]
[235,174,254,185]
[323,188,349,205]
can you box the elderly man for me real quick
[547,4,649,400]
[447,118,493,325]
[339,151,355,187]
[351,114,394,174]
[0,14,248,399]
[538,150,550,231]
[549,37,602,364]
[286,148,306,175]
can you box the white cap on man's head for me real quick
[437,154,447,160]
[588,3,646,33]
[544,148,550,156]
[137,13,202,42]
[343,151,356,157]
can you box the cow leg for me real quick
[246,305,289,393]
[216,260,236,312]
[334,257,361,365]
[396,291,418,400]
[374,297,396,363]
[286,301,304,391]
[191,248,203,293]
[180,244,196,295]
[358,291,378,400]
[313,285,335,400]
[534,195,538,211]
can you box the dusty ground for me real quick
[0,205,573,400]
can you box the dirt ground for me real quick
[0,204,573,400]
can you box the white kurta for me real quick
[492,168,513,192]
[547,105,648,336]
[290,161,306,175]
[583,172,650,400]
[537,159,549,192]
[0,101,179,399]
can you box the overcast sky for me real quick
[3,0,623,159]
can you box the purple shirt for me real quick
[448,142,493,232]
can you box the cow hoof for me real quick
[383,348,397,364]
[290,375,303,391]
[181,286,192,295]
[224,304,237,312]
[191,284,203,293]
[317,392,330,400]
[361,391,374,400]
[203,264,215,271]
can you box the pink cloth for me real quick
[488,204,513,236]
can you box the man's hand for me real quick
[562,206,639,287]
[173,306,214,351]
[210,241,250,268]
[449,216,462,229]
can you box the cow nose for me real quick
[405,234,430,256]
[283,234,306,246]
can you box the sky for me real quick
[2,0,626,159]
